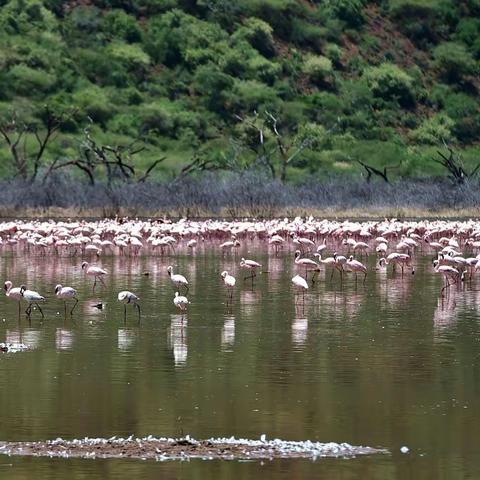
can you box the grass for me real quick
[0,172,479,220]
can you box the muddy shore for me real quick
[0,436,388,461]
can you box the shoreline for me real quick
[0,206,479,221]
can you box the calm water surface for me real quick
[0,247,480,479]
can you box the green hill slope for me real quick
[0,0,479,182]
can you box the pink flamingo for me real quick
[346,256,367,285]
[240,258,262,287]
[81,261,108,292]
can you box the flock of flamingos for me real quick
[1,216,479,319]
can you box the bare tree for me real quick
[432,141,480,184]
[0,107,65,182]
[43,123,166,185]
[356,159,402,183]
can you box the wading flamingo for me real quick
[81,261,107,292]
[4,281,22,316]
[294,250,320,284]
[55,284,78,315]
[20,285,45,318]
[221,271,236,301]
[167,266,189,293]
[346,256,367,285]
[118,291,141,321]
[240,258,262,287]
[174,291,189,312]
[292,274,308,304]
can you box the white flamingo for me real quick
[167,266,189,293]
[20,285,45,318]
[240,258,262,287]
[292,274,308,304]
[118,291,141,321]
[55,284,78,315]
[81,261,107,292]
[221,271,236,301]
[174,291,189,312]
[4,281,23,316]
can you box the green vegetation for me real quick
[0,0,479,183]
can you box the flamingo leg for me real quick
[363,272,367,284]
[93,277,97,293]
[34,303,44,318]
[70,298,79,315]
[124,304,127,322]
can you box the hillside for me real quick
[0,0,479,183]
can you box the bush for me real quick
[103,10,143,43]
[433,42,477,82]
[324,0,366,28]
[389,0,458,46]
[72,86,113,124]
[233,17,275,57]
[363,63,416,107]
[302,54,334,86]
[7,64,56,95]
[409,114,455,144]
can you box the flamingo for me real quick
[55,284,78,315]
[292,274,308,304]
[167,266,189,293]
[81,261,107,292]
[378,253,414,276]
[220,237,241,255]
[294,250,320,284]
[20,285,45,318]
[118,291,141,321]
[4,281,23,316]
[174,291,189,312]
[433,261,461,296]
[221,271,236,301]
[240,258,262,287]
[345,256,367,285]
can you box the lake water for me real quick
[0,248,479,479]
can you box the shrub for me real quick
[103,9,143,43]
[325,43,343,66]
[7,64,56,95]
[302,54,334,86]
[324,0,366,28]
[363,63,416,107]
[230,79,279,111]
[233,17,275,57]
[409,114,455,144]
[388,0,458,46]
[433,42,477,82]
[72,86,113,124]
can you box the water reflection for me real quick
[0,253,480,479]
[291,317,308,347]
[221,315,235,350]
[168,314,187,366]
[55,328,73,351]
[118,328,136,351]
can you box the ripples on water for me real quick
[0,249,480,479]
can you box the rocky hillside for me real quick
[0,0,479,182]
